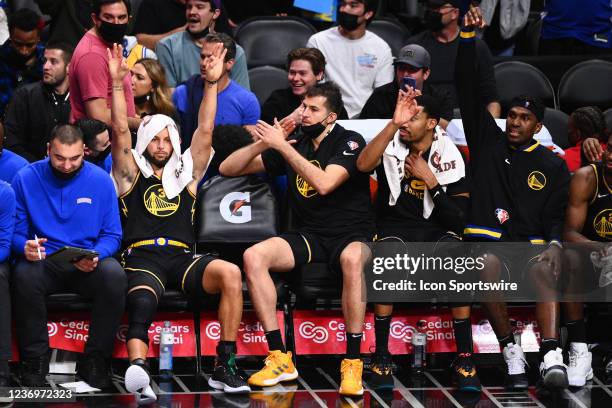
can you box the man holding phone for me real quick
[10,124,126,389]
[360,44,454,128]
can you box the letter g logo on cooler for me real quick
[298,321,329,344]
[220,192,251,224]
[47,322,58,337]
[205,322,221,341]
[390,321,416,342]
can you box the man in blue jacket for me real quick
[0,181,15,387]
[11,124,125,389]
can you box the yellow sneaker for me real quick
[339,358,364,396]
[248,350,298,387]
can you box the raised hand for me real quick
[463,4,486,29]
[252,119,295,150]
[392,88,422,127]
[204,42,228,83]
[107,43,129,83]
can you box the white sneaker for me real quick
[567,342,593,387]
[125,364,157,405]
[540,348,569,389]
[502,343,529,389]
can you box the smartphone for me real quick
[402,76,417,91]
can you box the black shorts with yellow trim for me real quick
[120,244,216,300]
[279,229,373,274]
[470,240,546,282]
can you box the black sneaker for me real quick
[19,355,49,387]
[451,353,481,392]
[367,351,394,390]
[76,352,112,389]
[207,354,251,394]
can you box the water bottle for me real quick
[159,321,174,378]
[412,320,427,373]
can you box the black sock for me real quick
[540,338,559,359]
[346,332,363,359]
[216,341,237,364]
[265,330,286,353]
[453,318,473,354]
[566,320,587,344]
[374,315,392,354]
[497,333,514,349]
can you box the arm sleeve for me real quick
[0,185,15,263]
[93,178,122,259]
[76,54,110,101]
[454,29,503,157]
[544,161,571,242]
[156,40,177,87]
[3,89,36,162]
[431,180,469,235]
[476,40,500,105]
[327,132,364,175]
[231,46,251,91]
[241,92,261,125]
[10,175,29,257]
[262,148,287,176]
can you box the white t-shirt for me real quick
[307,27,394,118]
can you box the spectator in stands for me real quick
[173,33,259,149]
[69,0,141,130]
[480,0,530,56]
[0,131,28,184]
[0,8,45,118]
[360,44,454,128]
[458,6,570,390]
[540,0,612,55]
[108,42,249,401]
[357,91,478,392]
[407,0,501,118]
[0,180,14,387]
[221,82,374,397]
[156,0,249,89]
[564,106,609,172]
[131,58,176,118]
[562,135,612,388]
[11,124,125,388]
[307,0,394,118]
[4,43,72,162]
[261,47,348,126]
[132,0,188,50]
[76,118,112,173]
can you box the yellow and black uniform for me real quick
[262,124,374,270]
[582,163,612,242]
[119,170,215,299]
[375,148,469,242]
[455,30,570,245]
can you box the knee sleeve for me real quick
[126,289,158,344]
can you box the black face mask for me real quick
[86,145,111,164]
[337,11,360,31]
[7,47,35,67]
[187,27,209,40]
[49,161,83,180]
[424,9,445,32]
[98,20,128,44]
[300,115,332,139]
[134,93,151,106]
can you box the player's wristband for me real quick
[548,240,563,249]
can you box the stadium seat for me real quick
[558,59,612,114]
[248,66,289,106]
[604,108,612,131]
[368,18,409,57]
[542,108,570,149]
[235,16,316,68]
[494,60,557,112]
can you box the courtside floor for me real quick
[3,353,610,407]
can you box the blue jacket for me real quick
[0,181,15,262]
[11,160,122,259]
[0,149,28,184]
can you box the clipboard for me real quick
[46,246,99,264]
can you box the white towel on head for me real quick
[132,114,194,200]
[382,126,465,219]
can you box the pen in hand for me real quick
[34,234,42,260]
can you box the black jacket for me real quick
[455,30,569,243]
[4,82,71,162]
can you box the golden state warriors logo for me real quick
[527,171,546,191]
[144,184,180,217]
[593,209,612,240]
[296,160,321,198]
